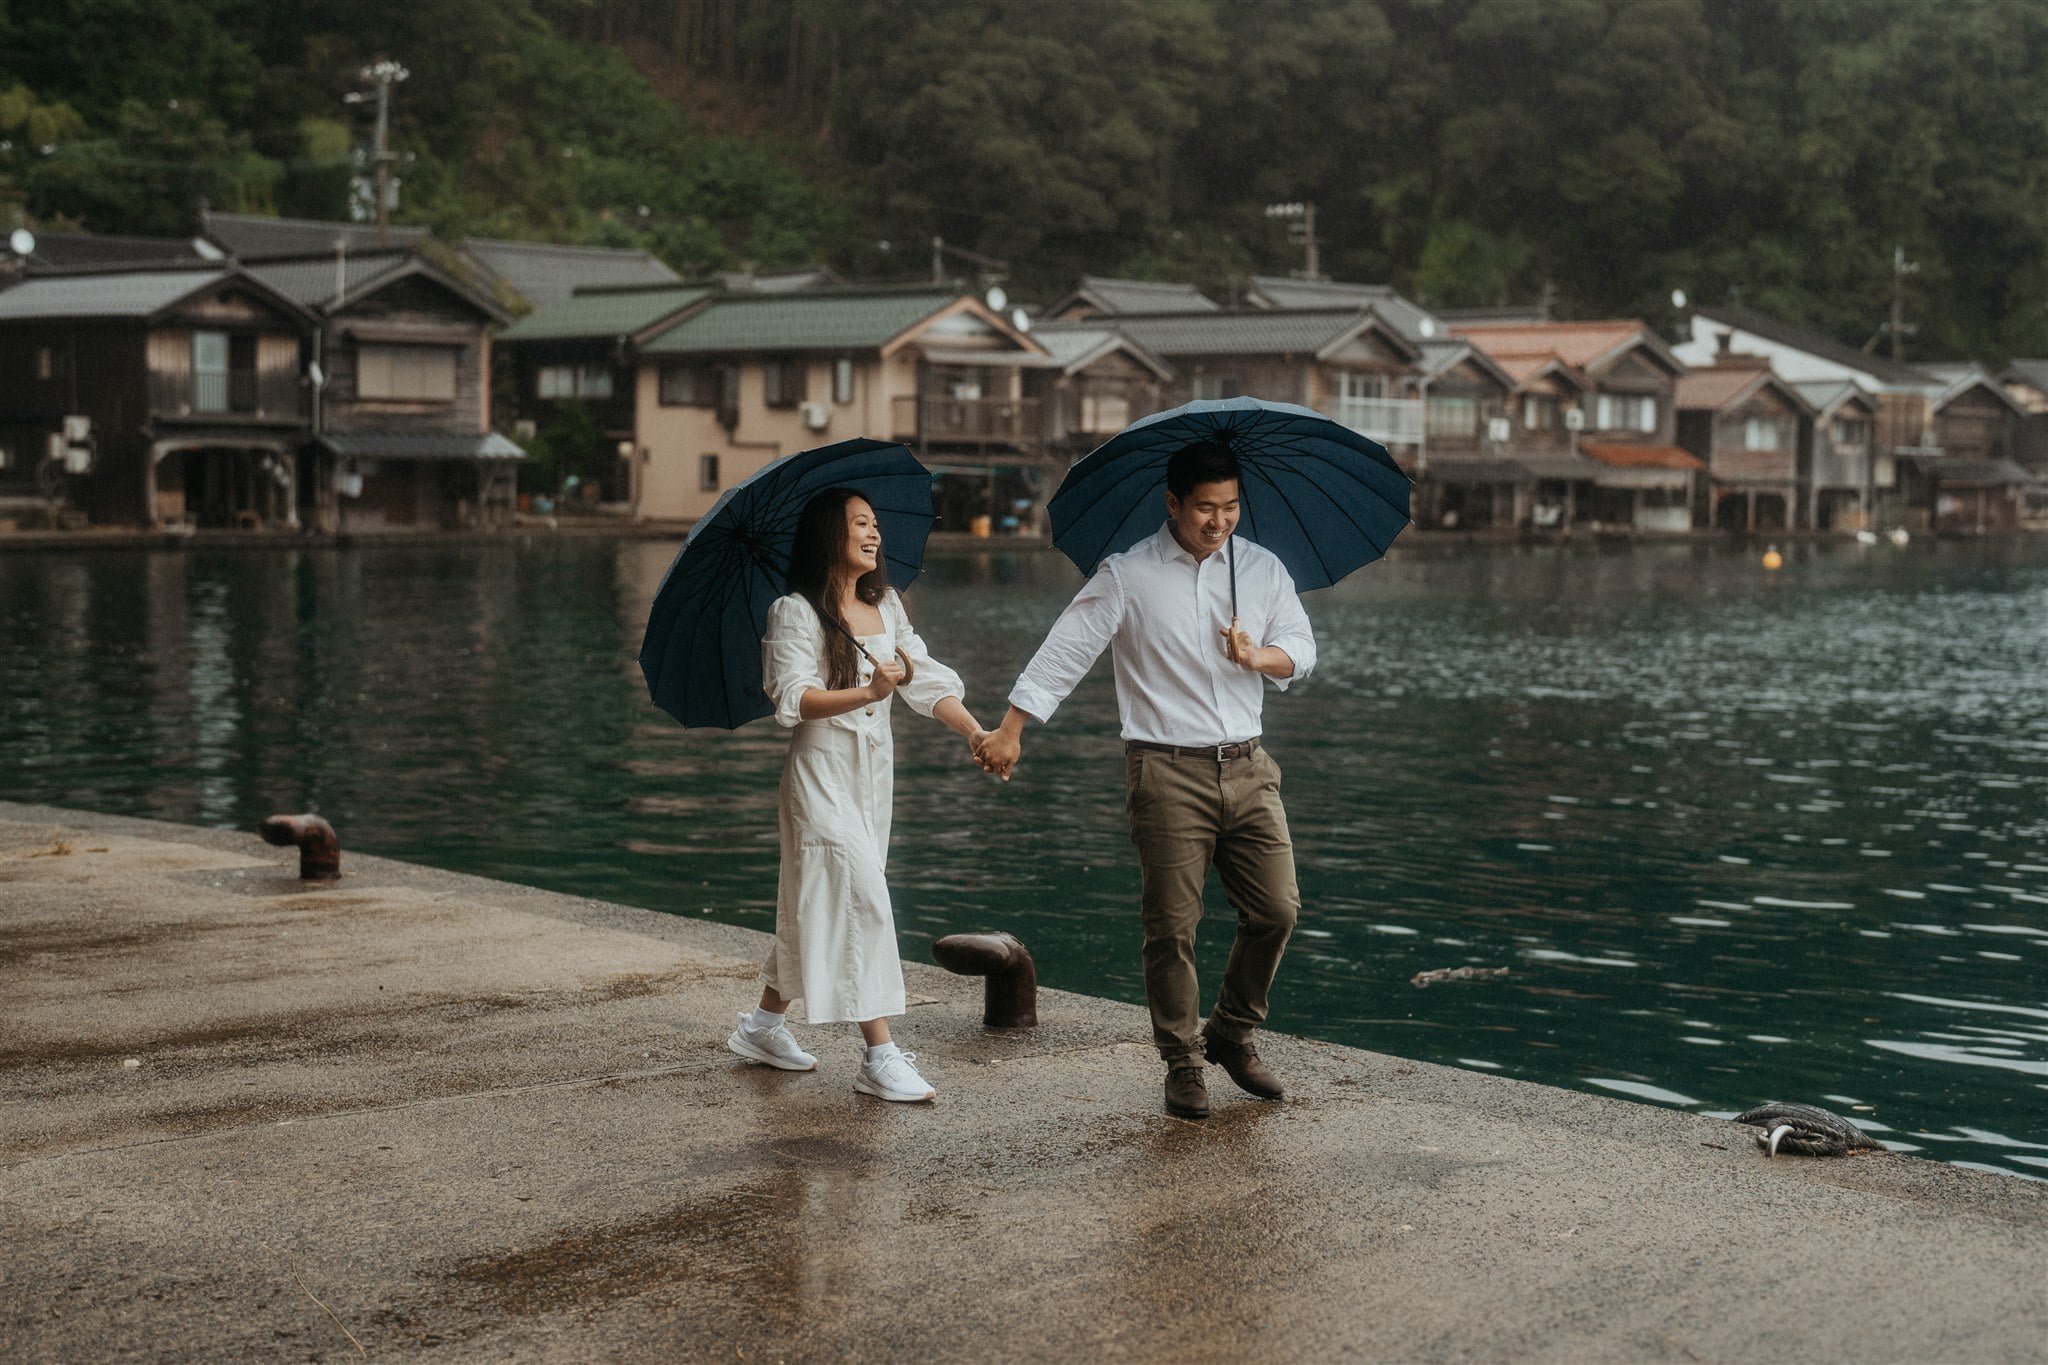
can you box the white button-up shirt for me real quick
[1009,522,1317,745]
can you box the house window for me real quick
[1425,395,1478,438]
[35,347,53,381]
[699,454,720,492]
[1743,416,1783,451]
[1596,394,1656,432]
[833,358,854,405]
[539,364,612,400]
[193,331,229,412]
[660,365,719,407]
[1833,416,1870,448]
[359,344,458,401]
[1522,394,1559,430]
[1193,374,1240,401]
[763,358,806,409]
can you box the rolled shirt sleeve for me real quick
[762,594,828,728]
[1007,562,1124,724]
[889,591,965,718]
[1262,561,1316,690]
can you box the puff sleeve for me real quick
[888,591,965,718]
[762,594,828,728]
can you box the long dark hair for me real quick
[785,487,900,690]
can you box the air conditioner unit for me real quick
[1563,407,1586,431]
[513,419,537,440]
[800,401,830,431]
[1487,417,1511,443]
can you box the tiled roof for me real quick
[2001,359,2048,392]
[1094,308,1371,357]
[203,211,429,259]
[22,231,211,273]
[1057,276,1218,315]
[320,432,526,461]
[0,268,233,320]
[1427,457,1530,484]
[1934,458,2035,486]
[1027,325,1172,378]
[1793,379,1873,417]
[1451,319,1659,371]
[499,285,713,342]
[1491,353,1594,389]
[1674,362,1774,412]
[1244,276,1441,341]
[1580,441,1704,471]
[640,290,959,354]
[243,251,414,307]
[1692,304,1934,387]
[460,238,681,310]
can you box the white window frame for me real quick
[1522,393,1558,430]
[833,358,854,405]
[1743,416,1782,451]
[193,331,229,413]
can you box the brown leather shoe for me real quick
[1164,1065,1210,1119]
[1202,1033,1283,1100]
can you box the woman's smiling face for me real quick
[841,496,880,578]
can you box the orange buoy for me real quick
[1762,548,1784,571]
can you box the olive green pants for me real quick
[1125,744,1300,1066]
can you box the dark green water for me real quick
[4,537,2046,1179]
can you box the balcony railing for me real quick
[892,394,1043,445]
[1325,397,1424,447]
[150,370,306,422]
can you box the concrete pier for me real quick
[3,801,2044,1362]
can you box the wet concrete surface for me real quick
[3,801,2045,1363]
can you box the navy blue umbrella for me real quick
[639,438,934,729]
[1048,396,1412,593]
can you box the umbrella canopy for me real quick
[1047,396,1412,591]
[639,438,934,729]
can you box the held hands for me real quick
[972,720,1023,782]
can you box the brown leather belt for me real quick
[1125,737,1261,762]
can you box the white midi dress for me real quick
[758,590,965,1024]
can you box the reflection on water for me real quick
[3,536,2045,1179]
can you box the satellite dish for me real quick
[1011,307,1032,334]
[985,285,1008,313]
[8,228,33,257]
[1671,288,1688,310]
[1418,317,1437,338]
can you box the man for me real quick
[976,440,1315,1119]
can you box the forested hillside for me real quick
[4,0,2047,360]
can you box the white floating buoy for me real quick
[1888,527,1910,546]
[121,1058,140,1069]
[1854,529,1878,545]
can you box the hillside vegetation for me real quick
[4,0,2046,359]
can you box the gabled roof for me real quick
[1027,324,1173,380]
[1416,337,1515,390]
[1451,319,1682,378]
[2000,359,2048,394]
[1094,307,1418,362]
[498,284,715,343]
[640,289,979,356]
[1242,276,1442,343]
[1793,379,1877,419]
[1930,371,2027,417]
[1050,276,1218,317]
[1690,304,1934,387]
[1493,353,1595,393]
[0,266,318,325]
[459,237,681,310]
[1674,360,1814,416]
[202,209,430,259]
[244,250,512,324]
[20,230,213,274]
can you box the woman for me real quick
[725,488,985,1102]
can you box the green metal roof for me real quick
[640,290,958,355]
[499,285,712,342]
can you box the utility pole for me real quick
[1262,202,1322,280]
[348,58,409,243]
[1889,244,1918,363]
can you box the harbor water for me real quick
[3,535,2044,1178]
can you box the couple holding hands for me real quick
[723,440,1315,1120]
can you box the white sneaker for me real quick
[854,1049,936,1103]
[725,1015,817,1071]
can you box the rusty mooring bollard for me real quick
[932,932,1038,1028]
[259,814,340,880]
